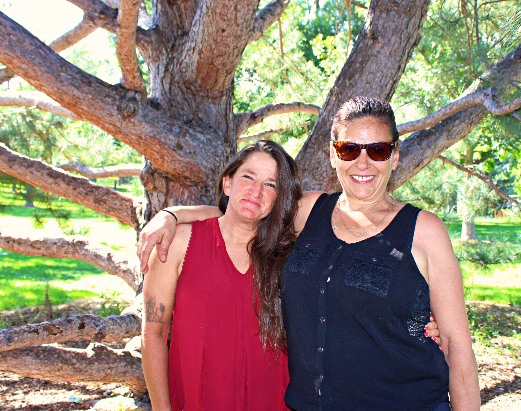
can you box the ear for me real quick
[391,141,400,171]
[330,141,337,169]
[222,175,232,196]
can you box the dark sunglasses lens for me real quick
[335,142,361,161]
[367,143,393,161]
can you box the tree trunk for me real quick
[23,183,35,208]
[461,218,477,241]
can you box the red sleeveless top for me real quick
[168,218,290,410]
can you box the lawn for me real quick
[0,182,137,311]
[445,216,521,305]
[1,182,521,311]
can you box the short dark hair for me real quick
[331,96,399,142]
[216,140,302,351]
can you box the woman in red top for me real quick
[141,141,302,410]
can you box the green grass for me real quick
[461,262,521,305]
[445,217,521,243]
[0,250,133,310]
[0,183,132,221]
[0,182,137,311]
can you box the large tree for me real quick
[0,0,520,398]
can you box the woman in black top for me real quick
[138,97,478,410]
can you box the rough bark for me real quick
[461,219,477,241]
[0,314,140,352]
[67,0,152,50]
[0,143,136,226]
[235,102,321,136]
[0,234,142,291]
[116,0,146,94]
[0,15,97,85]
[0,343,146,393]
[0,12,213,185]
[398,88,521,135]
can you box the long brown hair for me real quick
[216,140,302,351]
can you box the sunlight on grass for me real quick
[462,263,521,306]
[0,250,135,310]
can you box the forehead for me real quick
[336,117,393,142]
[237,151,278,177]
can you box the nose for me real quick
[248,181,263,198]
[355,148,370,170]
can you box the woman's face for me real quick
[222,151,279,222]
[330,117,399,203]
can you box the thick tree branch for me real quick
[0,314,140,353]
[235,102,320,136]
[0,93,80,120]
[49,16,98,53]
[180,0,259,94]
[59,161,142,178]
[0,12,211,183]
[240,127,287,143]
[0,344,146,393]
[0,17,97,85]
[0,233,142,291]
[0,143,135,226]
[398,88,521,135]
[116,0,146,94]
[389,44,521,191]
[248,0,290,43]
[437,156,520,207]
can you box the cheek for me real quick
[265,191,278,210]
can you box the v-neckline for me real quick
[215,218,253,276]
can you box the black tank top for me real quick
[281,193,449,411]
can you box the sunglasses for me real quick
[332,141,396,162]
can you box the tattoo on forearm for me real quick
[144,294,166,323]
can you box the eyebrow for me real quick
[240,167,277,183]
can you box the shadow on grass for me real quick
[467,302,521,339]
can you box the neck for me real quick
[218,214,258,245]
[337,192,392,213]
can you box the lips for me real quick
[352,175,374,182]
[242,198,261,208]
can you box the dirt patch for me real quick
[0,301,520,410]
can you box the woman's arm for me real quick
[138,205,221,273]
[141,224,191,410]
[413,211,480,410]
[138,191,325,272]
